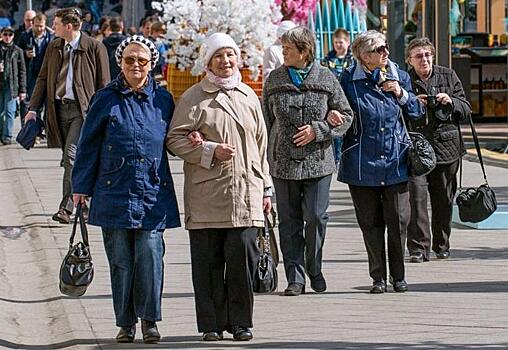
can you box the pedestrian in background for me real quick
[17,13,53,126]
[321,28,354,166]
[338,30,424,294]
[102,16,127,79]
[72,35,180,344]
[0,26,26,145]
[25,7,110,224]
[167,32,272,342]
[405,37,471,262]
[263,26,353,296]
[262,20,296,83]
[14,10,35,44]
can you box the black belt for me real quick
[56,98,77,104]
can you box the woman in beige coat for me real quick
[166,33,272,342]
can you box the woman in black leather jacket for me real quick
[405,38,471,262]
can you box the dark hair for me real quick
[333,28,349,40]
[55,7,82,30]
[109,16,123,33]
[139,16,155,28]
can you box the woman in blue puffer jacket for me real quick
[334,30,424,294]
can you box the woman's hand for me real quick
[214,143,236,161]
[293,125,316,147]
[326,110,347,127]
[187,131,205,148]
[73,194,88,207]
[381,80,402,97]
[263,196,272,214]
[436,92,452,105]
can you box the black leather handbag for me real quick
[253,212,278,294]
[456,116,497,223]
[400,110,436,177]
[59,203,94,297]
[407,131,437,176]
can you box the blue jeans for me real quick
[0,86,17,142]
[102,228,165,327]
[333,136,343,165]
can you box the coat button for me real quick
[140,158,144,162]
[380,155,385,159]
[108,145,112,151]
[380,128,385,132]
[380,101,384,104]
[380,181,385,185]
[107,180,111,185]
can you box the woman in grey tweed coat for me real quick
[262,26,353,296]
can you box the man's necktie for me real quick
[56,44,72,99]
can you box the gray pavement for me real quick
[1,139,508,350]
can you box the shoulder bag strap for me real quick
[458,114,488,188]
[69,202,90,248]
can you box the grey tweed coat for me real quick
[262,63,353,180]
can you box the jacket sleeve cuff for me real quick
[263,187,273,197]
[200,141,218,169]
[397,88,409,106]
[311,120,331,142]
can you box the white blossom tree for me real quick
[152,0,282,80]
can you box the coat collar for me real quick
[55,31,94,52]
[352,59,400,81]
[110,73,155,98]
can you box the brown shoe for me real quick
[52,209,71,224]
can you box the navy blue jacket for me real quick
[338,60,425,187]
[17,29,53,95]
[72,75,181,230]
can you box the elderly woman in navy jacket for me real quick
[72,36,180,343]
[336,30,424,294]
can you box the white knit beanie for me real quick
[276,20,297,38]
[199,33,241,68]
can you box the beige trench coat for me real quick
[167,78,272,230]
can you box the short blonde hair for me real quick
[351,30,386,60]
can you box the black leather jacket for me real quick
[407,65,471,164]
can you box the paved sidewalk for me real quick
[0,140,508,350]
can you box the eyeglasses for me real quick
[123,56,150,67]
[2,32,14,37]
[412,52,433,60]
[372,44,389,54]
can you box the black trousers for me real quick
[56,101,83,213]
[407,160,459,258]
[273,175,332,286]
[349,182,410,283]
[188,227,258,333]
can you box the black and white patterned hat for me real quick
[115,35,159,70]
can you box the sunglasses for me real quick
[2,32,14,37]
[412,52,433,60]
[372,44,389,54]
[123,56,150,67]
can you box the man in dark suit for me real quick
[25,7,110,224]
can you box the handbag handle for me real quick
[458,113,488,189]
[261,209,277,254]
[69,202,89,248]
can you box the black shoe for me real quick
[310,273,327,292]
[393,280,408,293]
[284,283,305,296]
[2,138,12,145]
[116,324,136,343]
[436,251,450,259]
[141,320,160,344]
[52,208,71,224]
[232,326,253,341]
[409,252,424,263]
[202,331,223,341]
[370,280,386,294]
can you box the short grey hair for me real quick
[351,30,386,59]
[280,26,316,64]
[405,37,435,63]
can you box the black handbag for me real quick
[59,203,94,297]
[253,212,278,294]
[256,208,279,267]
[400,111,437,176]
[456,115,497,223]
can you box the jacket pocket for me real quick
[191,163,223,184]
[434,125,459,141]
[251,160,264,179]
[101,157,125,175]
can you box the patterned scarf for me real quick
[205,67,241,90]
[288,63,313,87]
